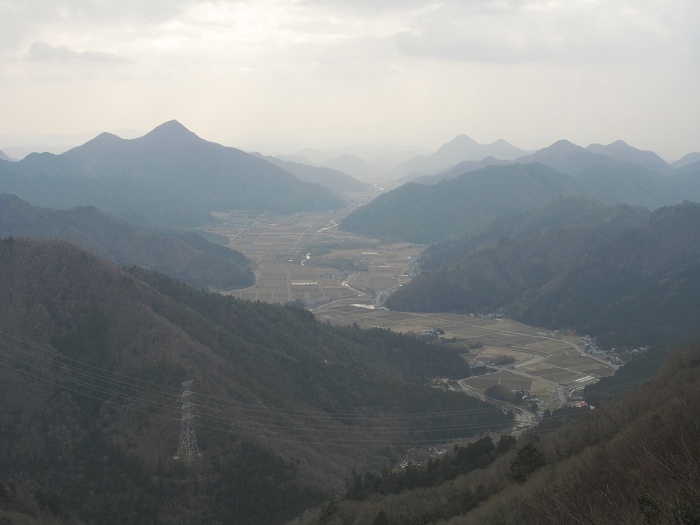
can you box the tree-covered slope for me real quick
[418,196,649,271]
[0,194,255,291]
[291,341,700,525]
[0,238,510,525]
[388,201,700,347]
[340,163,583,243]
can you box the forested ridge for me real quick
[341,159,700,244]
[0,237,510,525]
[417,196,649,271]
[340,163,583,243]
[388,201,700,347]
[0,193,255,291]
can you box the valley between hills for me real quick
[2,121,700,524]
[207,206,618,417]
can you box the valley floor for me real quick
[207,209,618,415]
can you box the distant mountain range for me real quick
[254,153,372,193]
[517,139,622,175]
[387,135,530,180]
[279,146,428,180]
[586,140,672,173]
[0,121,344,227]
[395,138,695,186]
[340,141,700,243]
[0,194,255,291]
[0,128,144,159]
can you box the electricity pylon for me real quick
[175,380,199,463]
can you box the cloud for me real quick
[393,0,698,63]
[27,41,127,63]
[0,0,209,53]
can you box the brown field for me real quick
[463,372,533,392]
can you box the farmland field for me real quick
[205,208,618,411]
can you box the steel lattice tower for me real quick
[175,380,199,463]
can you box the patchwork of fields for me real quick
[207,209,618,411]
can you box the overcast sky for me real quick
[1,0,698,160]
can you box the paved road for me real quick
[454,380,538,434]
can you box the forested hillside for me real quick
[292,341,700,525]
[0,194,255,291]
[0,238,510,525]
[387,201,700,347]
[417,196,649,271]
[341,156,700,244]
[340,163,582,243]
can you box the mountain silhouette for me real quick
[0,121,343,227]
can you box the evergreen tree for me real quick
[509,443,545,482]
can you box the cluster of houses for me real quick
[465,313,504,320]
[412,327,446,340]
[578,335,647,365]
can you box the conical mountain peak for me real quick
[141,120,201,143]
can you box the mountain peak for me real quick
[437,134,480,150]
[142,120,201,143]
[84,131,123,147]
[586,140,671,173]
[433,134,481,160]
[548,139,581,151]
[153,119,188,131]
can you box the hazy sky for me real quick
[1,0,698,159]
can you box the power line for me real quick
[0,330,653,448]
[0,334,510,447]
[0,330,507,419]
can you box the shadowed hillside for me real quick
[0,194,254,291]
[291,341,700,525]
[340,163,582,243]
[388,201,700,347]
[0,238,510,525]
